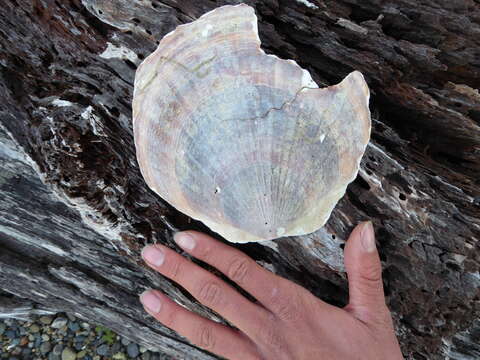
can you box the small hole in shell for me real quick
[146,29,152,35]
[132,18,141,24]
[399,193,407,201]
[331,234,336,239]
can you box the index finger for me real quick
[173,231,316,318]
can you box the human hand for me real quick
[139,222,403,360]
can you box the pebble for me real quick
[21,348,32,357]
[40,341,52,354]
[48,353,61,360]
[141,352,152,360]
[34,335,42,347]
[112,341,122,354]
[68,322,80,332]
[9,338,20,347]
[30,324,40,333]
[19,326,27,335]
[96,344,110,356]
[53,343,64,355]
[1,315,171,360]
[40,316,53,325]
[61,347,77,360]
[52,317,68,329]
[127,343,140,358]
[113,353,127,360]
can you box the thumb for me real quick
[344,221,387,320]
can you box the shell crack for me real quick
[236,85,317,123]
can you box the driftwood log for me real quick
[1,0,479,359]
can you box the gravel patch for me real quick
[0,314,173,359]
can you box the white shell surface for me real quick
[133,4,371,243]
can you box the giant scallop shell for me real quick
[132,4,371,243]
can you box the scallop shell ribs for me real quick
[132,4,371,243]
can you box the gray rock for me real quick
[53,343,64,356]
[61,347,77,360]
[48,353,61,360]
[10,338,20,347]
[34,335,42,347]
[96,344,110,356]
[18,326,27,335]
[75,335,86,343]
[111,341,122,354]
[120,337,131,346]
[51,317,68,329]
[127,343,140,358]
[5,329,16,339]
[67,313,76,321]
[68,322,80,332]
[21,347,32,357]
[42,334,50,341]
[40,341,52,354]
[40,316,53,325]
[29,324,40,333]
[141,352,152,360]
[0,323,6,335]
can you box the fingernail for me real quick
[140,290,162,313]
[174,232,196,251]
[360,221,376,252]
[141,246,165,266]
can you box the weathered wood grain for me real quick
[0,0,479,359]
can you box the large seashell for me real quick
[132,4,371,243]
